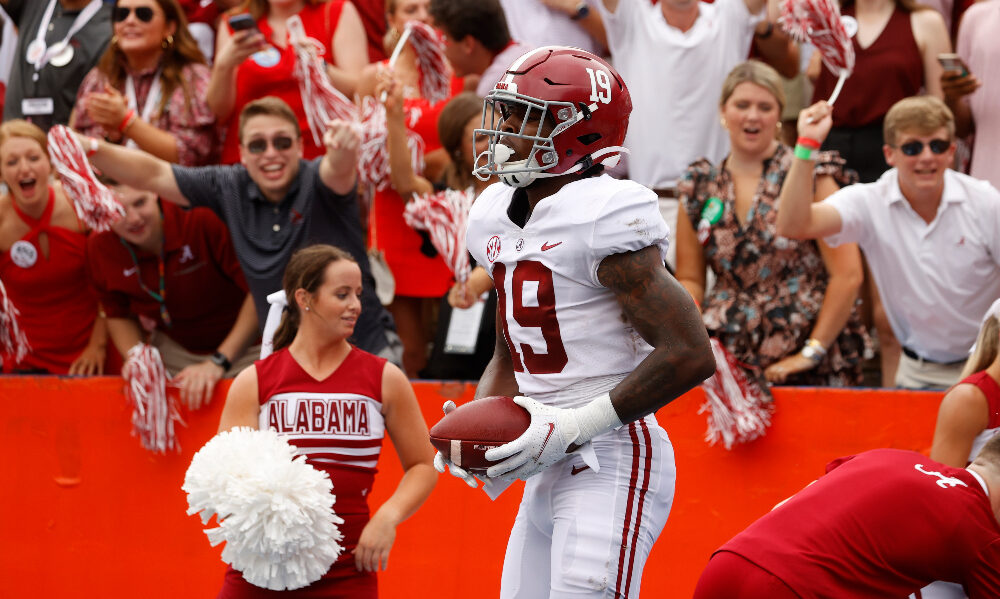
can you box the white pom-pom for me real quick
[183,428,344,590]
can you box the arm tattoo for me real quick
[597,246,715,423]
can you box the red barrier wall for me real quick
[0,378,943,598]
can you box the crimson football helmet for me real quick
[472,46,632,188]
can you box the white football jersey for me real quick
[467,174,670,401]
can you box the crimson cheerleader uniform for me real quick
[217,346,388,598]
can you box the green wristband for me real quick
[794,144,815,161]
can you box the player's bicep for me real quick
[597,245,706,349]
[217,366,261,433]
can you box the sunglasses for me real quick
[113,6,156,23]
[898,139,950,156]
[245,135,295,154]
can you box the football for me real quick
[429,396,531,475]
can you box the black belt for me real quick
[901,346,965,366]
[652,187,678,199]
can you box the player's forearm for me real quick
[610,328,714,424]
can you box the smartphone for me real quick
[228,13,258,33]
[937,53,969,76]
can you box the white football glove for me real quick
[433,400,479,488]
[484,394,621,481]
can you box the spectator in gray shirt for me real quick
[82,96,402,363]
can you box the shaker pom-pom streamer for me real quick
[287,15,359,147]
[698,339,774,449]
[403,187,475,284]
[0,278,30,364]
[123,343,183,454]
[358,96,425,191]
[382,21,452,105]
[46,126,125,231]
[405,20,452,104]
[778,0,855,105]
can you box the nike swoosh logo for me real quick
[533,422,556,461]
[541,241,563,251]
[123,266,138,277]
[570,464,590,476]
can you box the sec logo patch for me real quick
[486,235,501,263]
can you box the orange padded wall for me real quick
[0,378,942,598]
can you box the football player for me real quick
[435,46,715,598]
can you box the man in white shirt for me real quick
[597,0,767,266]
[777,96,1000,390]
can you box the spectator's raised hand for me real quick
[173,359,224,410]
[940,70,981,105]
[323,118,361,159]
[214,28,267,71]
[375,66,406,118]
[796,100,834,145]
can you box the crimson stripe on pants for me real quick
[615,422,649,597]
[623,418,654,598]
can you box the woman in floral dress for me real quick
[676,61,870,388]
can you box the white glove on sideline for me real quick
[432,400,479,488]
[484,394,621,481]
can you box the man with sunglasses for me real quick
[81,96,403,365]
[776,95,1000,390]
[1,0,112,131]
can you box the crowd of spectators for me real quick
[0,0,997,404]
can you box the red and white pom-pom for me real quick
[47,125,125,231]
[698,338,773,450]
[287,15,358,147]
[403,187,474,283]
[0,278,29,364]
[779,0,854,104]
[404,21,452,104]
[123,344,183,454]
[358,96,426,191]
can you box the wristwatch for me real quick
[210,351,232,372]
[799,339,827,365]
[571,1,590,20]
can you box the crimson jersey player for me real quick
[434,46,715,598]
[694,441,1000,598]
